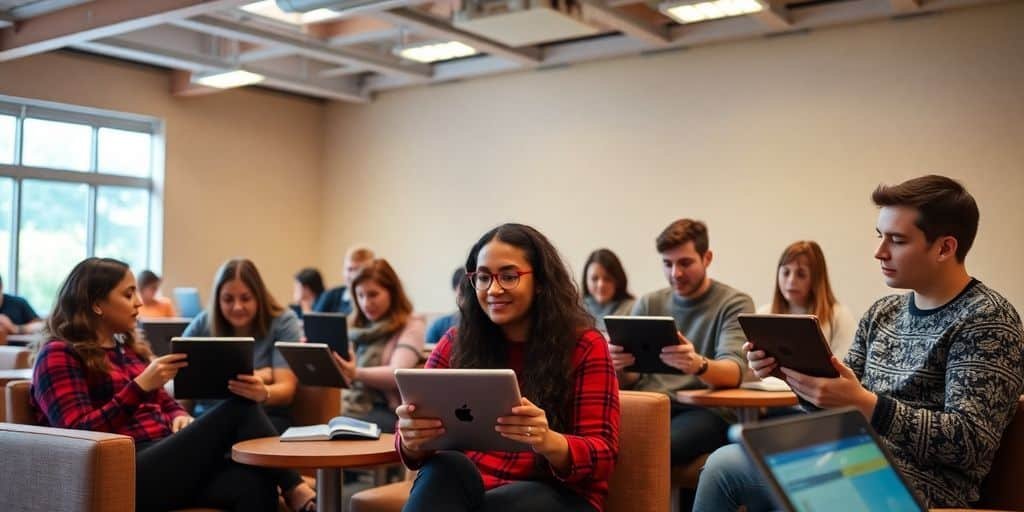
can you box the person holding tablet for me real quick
[182,258,302,434]
[396,223,620,512]
[332,258,425,433]
[758,240,855,359]
[694,175,1024,511]
[30,257,316,512]
[581,248,635,333]
[610,218,754,471]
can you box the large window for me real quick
[0,96,164,314]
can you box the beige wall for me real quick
[322,1,1024,317]
[0,51,326,307]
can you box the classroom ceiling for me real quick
[0,0,1006,102]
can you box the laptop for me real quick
[172,287,203,318]
[733,407,927,512]
[302,312,349,360]
[138,317,191,356]
[604,316,683,375]
[275,342,348,388]
[170,337,254,399]
[394,368,529,452]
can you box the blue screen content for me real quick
[764,434,920,512]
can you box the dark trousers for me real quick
[670,403,730,466]
[135,397,303,512]
[403,451,596,512]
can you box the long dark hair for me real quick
[453,223,592,432]
[581,248,634,302]
[38,257,150,375]
[208,258,284,338]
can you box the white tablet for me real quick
[394,368,528,452]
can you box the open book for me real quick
[280,416,381,441]
[740,376,792,392]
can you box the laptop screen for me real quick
[763,432,921,512]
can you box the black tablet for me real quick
[138,317,191,356]
[302,312,349,360]
[737,314,838,378]
[275,342,348,388]
[604,316,682,375]
[170,337,254,399]
[733,407,927,512]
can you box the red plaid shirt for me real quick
[31,340,187,442]
[399,328,620,511]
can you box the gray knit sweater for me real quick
[848,279,1024,508]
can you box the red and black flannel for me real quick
[399,328,620,512]
[31,340,187,442]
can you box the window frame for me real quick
[0,94,165,298]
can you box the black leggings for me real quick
[403,451,596,512]
[135,397,303,512]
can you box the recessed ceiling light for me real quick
[660,0,763,24]
[194,70,266,89]
[395,41,478,63]
[241,1,343,25]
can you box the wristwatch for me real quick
[694,356,710,376]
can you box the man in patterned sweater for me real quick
[693,174,1024,510]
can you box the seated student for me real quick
[757,241,855,359]
[581,248,635,332]
[182,258,302,434]
[137,270,177,318]
[396,223,620,512]
[425,267,466,345]
[0,273,43,334]
[331,258,425,433]
[291,267,325,318]
[30,257,315,512]
[609,219,754,469]
[693,175,1024,511]
[314,246,374,314]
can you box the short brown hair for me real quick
[656,219,709,255]
[871,175,978,262]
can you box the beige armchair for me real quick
[350,390,671,512]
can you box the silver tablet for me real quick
[394,368,528,452]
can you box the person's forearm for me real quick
[617,371,640,388]
[264,381,296,407]
[538,432,571,473]
[699,359,742,388]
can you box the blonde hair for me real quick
[770,241,837,330]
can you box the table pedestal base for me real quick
[317,467,341,512]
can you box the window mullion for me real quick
[87,184,97,258]
[10,178,20,295]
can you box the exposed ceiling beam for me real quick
[0,0,253,61]
[171,14,431,80]
[0,13,12,29]
[8,0,93,20]
[238,46,296,63]
[366,0,1004,94]
[319,65,368,77]
[73,36,368,102]
[749,0,792,30]
[373,7,542,66]
[170,69,224,96]
[579,0,671,47]
[307,16,400,47]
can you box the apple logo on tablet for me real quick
[305,363,317,373]
[455,404,474,422]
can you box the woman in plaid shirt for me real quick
[31,258,316,512]
[397,224,621,512]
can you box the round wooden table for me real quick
[676,388,798,422]
[232,433,399,512]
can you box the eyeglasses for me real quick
[466,270,533,291]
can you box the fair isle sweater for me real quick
[847,279,1024,508]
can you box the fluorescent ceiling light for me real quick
[396,41,478,63]
[660,0,762,24]
[241,1,343,25]
[194,70,266,89]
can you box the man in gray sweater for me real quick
[609,218,754,467]
[693,175,1024,510]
